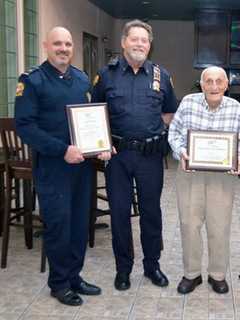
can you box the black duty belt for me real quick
[112,131,169,156]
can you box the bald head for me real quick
[45,27,72,43]
[200,66,228,109]
[43,26,74,73]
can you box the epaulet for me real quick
[71,65,88,79]
[108,57,119,68]
[71,65,82,73]
[22,66,39,76]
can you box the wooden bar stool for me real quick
[0,118,34,268]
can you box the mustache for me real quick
[56,51,69,56]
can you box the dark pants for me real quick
[105,150,164,274]
[34,156,93,292]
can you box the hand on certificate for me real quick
[96,146,117,161]
[228,160,240,175]
[64,145,85,163]
[180,151,195,172]
[97,151,112,161]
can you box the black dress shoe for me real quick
[177,275,202,294]
[51,288,83,306]
[114,272,131,291]
[144,269,169,287]
[208,276,229,294]
[74,280,102,295]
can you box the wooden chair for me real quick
[89,158,139,248]
[0,118,35,268]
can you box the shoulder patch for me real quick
[16,82,25,97]
[93,74,100,86]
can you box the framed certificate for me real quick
[66,103,112,157]
[186,130,238,171]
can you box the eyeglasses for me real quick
[204,79,226,87]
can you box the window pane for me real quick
[24,0,38,70]
[5,26,16,51]
[7,78,17,104]
[0,0,17,117]
[6,52,17,77]
[5,1,16,28]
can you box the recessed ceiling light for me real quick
[142,1,150,5]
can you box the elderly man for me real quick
[15,27,110,306]
[168,66,240,294]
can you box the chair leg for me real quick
[40,237,47,273]
[23,180,33,249]
[14,179,21,222]
[0,169,5,236]
[89,167,97,248]
[164,155,168,169]
[132,193,139,216]
[132,183,139,216]
[1,175,12,268]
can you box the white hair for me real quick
[200,66,228,84]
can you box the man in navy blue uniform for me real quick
[15,27,111,306]
[92,20,177,290]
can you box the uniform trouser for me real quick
[105,150,164,274]
[34,156,93,292]
[176,166,236,280]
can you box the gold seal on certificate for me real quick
[66,103,112,157]
[186,130,238,171]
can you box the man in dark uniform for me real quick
[15,27,111,306]
[92,20,177,291]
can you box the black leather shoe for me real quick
[114,272,131,291]
[51,288,83,306]
[74,280,101,296]
[208,276,229,294]
[144,269,169,287]
[177,275,202,294]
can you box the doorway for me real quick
[83,32,98,83]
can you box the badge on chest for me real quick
[152,65,161,92]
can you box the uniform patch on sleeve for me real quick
[93,74,99,86]
[16,82,25,96]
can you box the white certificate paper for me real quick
[67,103,112,156]
[187,130,238,171]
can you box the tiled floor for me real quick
[1,157,240,319]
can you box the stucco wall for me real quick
[38,0,115,69]
[38,1,200,99]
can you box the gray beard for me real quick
[129,51,146,64]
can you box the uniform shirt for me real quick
[168,92,240,160]
[92,57,177,139]
[15,60,90,157]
